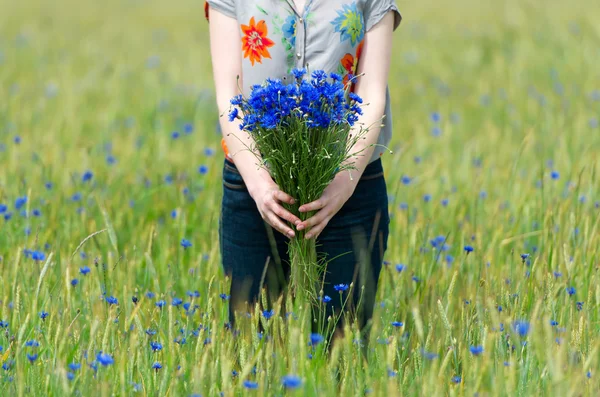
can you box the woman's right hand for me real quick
[250,178,302,238]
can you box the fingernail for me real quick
[294,220,301,226]
[287,231,295,238]
[305,234,311,240]
[297,224,304,231]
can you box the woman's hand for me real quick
[296,173,357,239]
[250,178,302,239]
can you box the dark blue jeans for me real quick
[219,157,389,329]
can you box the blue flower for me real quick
[0,204,6,213]
[181,239,192,249]
[469,345,484,356]
[14,136,21,144]
[96,352,114,366]
[334,283,349,292]
[553,271,562,278]
[156,300,166,308]
[198,165,208,175]
[464,245,474,253]
[243,380,258,389]
[441,198,449,207]
[395,264,405,273]
[27,353,38,363]
[184,124,194,134]
[320,295,331,303]
[423,194,432,203]
[262,309,275,319]
[71,192,82,202]
[331,2,364,46]
[513,320,530,337]
[71,278,79,287]
[566,286,576,296]
[391,321,403,327]
[146,291,156,299]
[520,253,529,262]
[219,293,230,300]
[69,363,81,371]
[576,301,584,311]
[67,372,75,381]
[282,15,297,47]
[80,266,91,275]
[282,375,302,389]
[551,170,560,180]
[152,362,163,370]
[172,298,183,306]
[106,155,116,165]
[31,251,46,261]
[550,320,558,326]
[421,349,438,360]
[39,311,49,320]
[146,329,157,336]
[451,376,461,384]
[0,320,8,328]
[309,333,324,346]
[401,176,411,185]
[32,209,41,217]
[25,340,40,347]
[82,171,93,183]
[150,341,163,352]
[15,196,27,210]
[412,275,420,282]
[105,296,118,305]
[171,131,180,140]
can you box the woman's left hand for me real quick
[296,173,357,239]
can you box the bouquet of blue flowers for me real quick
[228,69,368,306]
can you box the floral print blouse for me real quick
[206,0,401,163]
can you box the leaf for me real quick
[256,5,268,15]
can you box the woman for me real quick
[206,0,401,329]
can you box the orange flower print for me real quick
[241,17,275,66]
[339,40,364,88]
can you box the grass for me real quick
[1,0,600,395]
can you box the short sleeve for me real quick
[206,0,237,20]
[364,0,402,32]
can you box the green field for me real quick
[1,0,600,395]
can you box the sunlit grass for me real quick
[0,0,599,395]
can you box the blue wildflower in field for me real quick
[187,290,200,298]
[334,284,349,292]
[262,309,275,319]
[424,194,432,203]
[80,266,90,275]
[320,295,331,303]
[105,296,118,305]
[309,333,324,347]
[39,311,49,320]
[171,131,180,140]
[71,192,82,202]
[421,350,438,360]
[551,170,560,180]
[14,136,21,144]
[576,301,584,311]
[15,196,27,210]
[395,264,405,273]
[243,380,258,389]
[469,345,483,356]
[445,254,454,265]
[156,300,166,308]
[452,376,461,384]
[0,204,6,213]
[587,371,592,379]
[520,253,529,263]
[25,340,40,347]
[553,271,562,278]
[172,298,183,306]
[150,341,163,352]
[69,363,81,371]
[550,320,558,326]
[71,279,79,287]
[432,126,442,137]
[399,202,408,210]
[0,320,8,328]
[441,198,449,207]
[146,292,156,299]
[282,375,302,389]
[464,245,474,254]
[219,293,230,300]
[27,353,38,363]
[181,239,192,249]
[32,251,45,261]
[198,165,208,175]
[152,362,163,371]
[82,170,93,182]
[106,155,116,165]
[566,286,576,296]
[412,275,420,282]
[513,321,530,337]
[401,175,411,185]
[391,321,404,327]
[97,352,114,366]
[66,372,75,381]
[146,329,157,336]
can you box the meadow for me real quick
[1,0,600,395]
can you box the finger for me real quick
[297,210,327,231]
[305,219,329,240]
[267,212,295,238]
[273,190,296,205]
[299,198,326,213]
[271,203,301,225]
